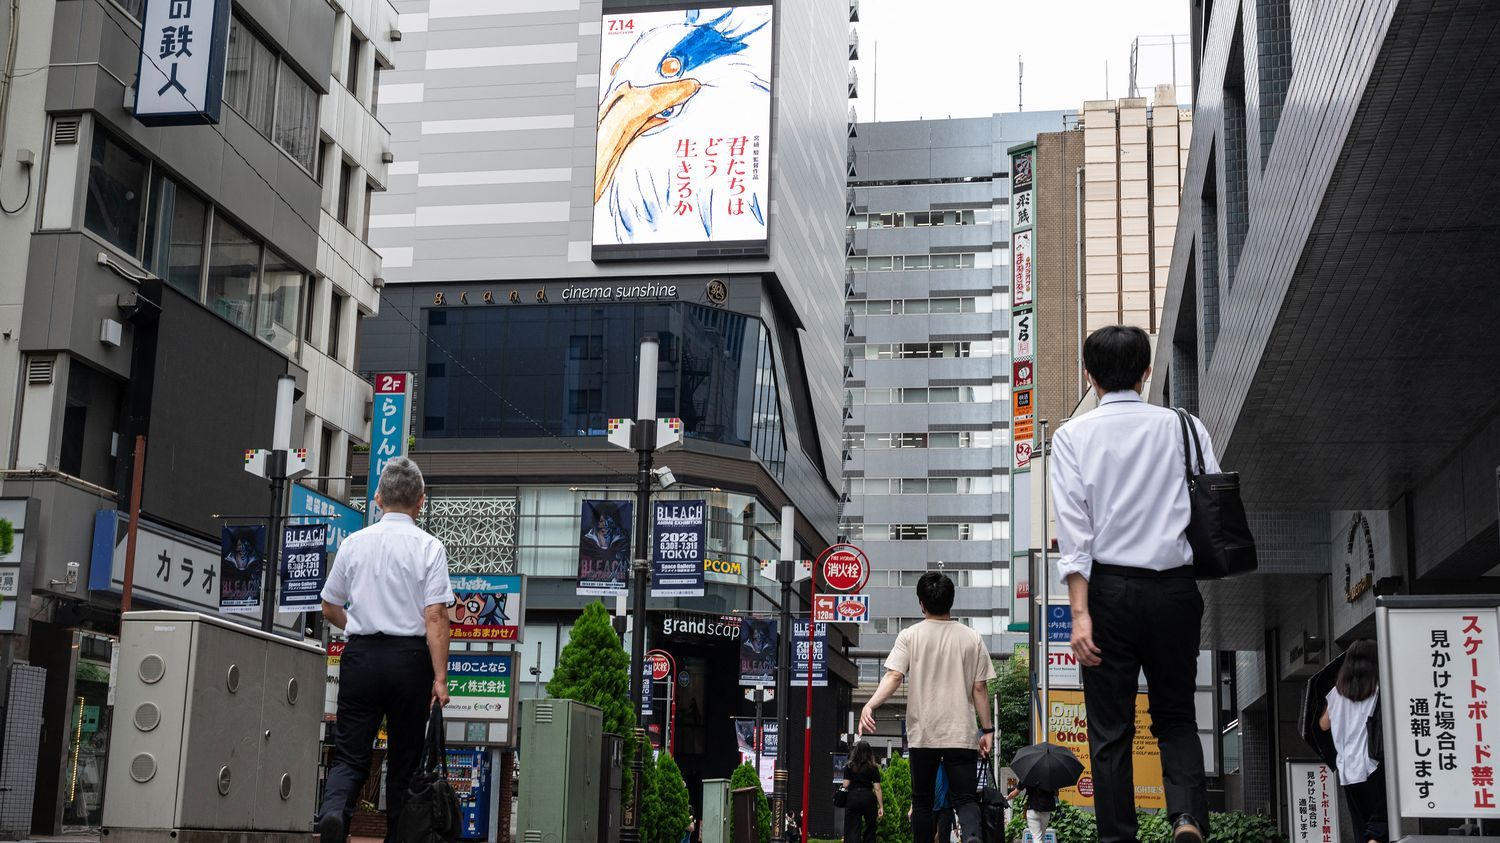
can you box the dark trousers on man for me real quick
[910,749,980,843]
[320,634,435,843]
[1081,568,1208,843]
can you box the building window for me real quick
[258,250,303,356]
[346,31,362,95]
[319,426,335,492]
[317,139,333,186]
[362,181,376,239]
[224,17,277,134]
[372,56,390,114]
[206,215,261,332]
[303,276,319,343]
[84,127,150,256]
[60,359,122,488]
[144,172,208,299]
[274,69,319,172]
[329,291,347,361]
[338,161,355,226]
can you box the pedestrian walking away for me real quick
[841,740,884,843]
[317,457,455,843]
[1049,325,1215,843]
[1005,782,1056,843]
[1319,640,1388,843]
[861,572,996,843]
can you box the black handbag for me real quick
[976,764,1007,843]
[396,702,462,843]
[1367,704,1384,763]
[1175,409,1258,580]
[833,786,848,808]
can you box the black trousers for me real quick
[1345,767,1389,843]
[911,748,980,843]
[844,788,878,843]
[1081,571,1208,843]
[320,635,435,843]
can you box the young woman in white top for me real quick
[1319,639,1388,843]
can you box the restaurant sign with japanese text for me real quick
[134,0,232,125]
[1384,606,1500,817]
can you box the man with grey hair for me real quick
[317,456,454,843]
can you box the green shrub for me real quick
[729,763,771,843]
[1209,810,1283,843]
[989,657,1031,765]
[876,756,911,843]
[1003,798,1094,843]
[643,752,692,843]
[1004,803,1281,843]
[0,518,12,557]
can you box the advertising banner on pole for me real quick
[593,5,774,256]
[577,500,632,596]
[219,524,265,614]
[789,619,827,688]
[1047,689,1164,809]
[448,575,523,642]
[739,617,778,686]
[652,500,706,597]
[1285,760,1340,843]
[1383,606,1500,818]
[735,718,778,792]
[277,523,327,613]
[445,654,514,724]
[367,373,412,525]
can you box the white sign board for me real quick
[1383,607,1500,817]
[0,499,27,633]
[1284,760,1340,843]
[134,0,231,125]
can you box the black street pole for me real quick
[772,504,795,843]
[622,337,659,843]
[260,450,288,633]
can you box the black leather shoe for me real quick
[1173,814,1204,843]
[318,813,345,843]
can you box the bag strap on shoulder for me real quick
[1174,408,1206,478]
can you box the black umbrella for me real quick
[1010,742,1084,792]
[1299,650,1346,767]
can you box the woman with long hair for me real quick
[841,741,884,843]
[1320,639,1387,843]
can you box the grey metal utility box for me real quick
[517,698,603,843]
[102,611,324,838]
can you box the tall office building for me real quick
[0,0,394,834]
[361,0,851,834]
[840,111,1069,744]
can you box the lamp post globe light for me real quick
[623,336,661,843]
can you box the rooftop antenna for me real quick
[1018,55,1024,111]
[1105,59,1110,100]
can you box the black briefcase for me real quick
[1175,409,1258,580]
[396,702,462,843]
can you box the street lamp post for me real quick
[772,505,796,843]
[244,374,306,634]
[623,337,661,843]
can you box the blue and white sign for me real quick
[789,619,827,688]
[1046,604,1072,643]
[289,484,363,553]
[651,499,706,598]
[134,0,231,126]
[367,373,412,524]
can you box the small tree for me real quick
[876,755,911,843]
[643,752,692,843]
[989,656,1032,764]
[729,763,771,843]
[0,518,13,557]
[547,601,633,736]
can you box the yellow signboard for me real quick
[1045,690,1164,810]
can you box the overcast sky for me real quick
[852,0,1194,121]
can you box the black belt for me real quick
[350,632,426,641]
[1093,563,1194,579]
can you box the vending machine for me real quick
[445,747,492,839]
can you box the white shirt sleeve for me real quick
[1049,429,1095,582]
[320,549,350,606]
[423,539,455,608]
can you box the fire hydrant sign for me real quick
[1284,760,1339,843]
[1384,607,1500,817]
[816,544,869,593]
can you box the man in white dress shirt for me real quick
[1049,326,1216,843]
[317,457,454,843]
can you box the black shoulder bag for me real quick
[1175,408,1258,580]
[396,702,462,843]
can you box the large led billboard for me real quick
[593,6,774,257]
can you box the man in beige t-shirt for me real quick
[860,572,995,843]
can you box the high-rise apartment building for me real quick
[1029,87,1192,426]
[840,112,1070,745]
